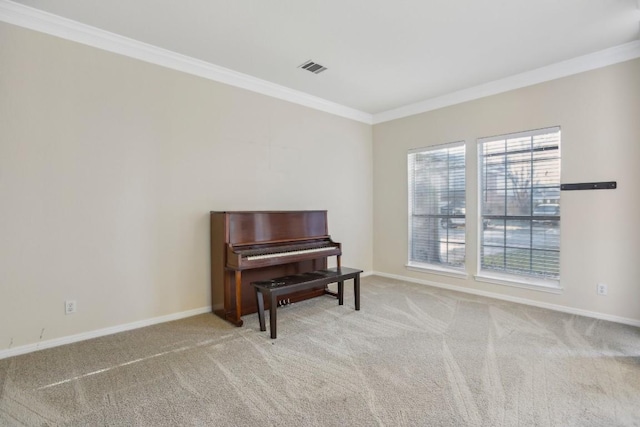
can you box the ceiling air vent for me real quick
[298,60,328,74]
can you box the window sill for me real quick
[474,272,562,294]
[406,263,468,279]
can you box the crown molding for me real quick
[1,1,638,128]
[373,40,640,124]
[0,0,373,124]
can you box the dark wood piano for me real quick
[210,210,341,326]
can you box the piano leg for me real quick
[234,271,244,327]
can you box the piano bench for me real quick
[251,267,362,339]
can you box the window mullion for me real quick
[503,141,507,271]
[529,135,534,274]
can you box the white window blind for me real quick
[408,142,465,270]
[479,127,561,282]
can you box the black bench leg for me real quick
[255,288,266,332]
[338,281,344,305]
[354,274,360,311]
[269,293,278,339]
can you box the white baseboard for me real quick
[0,306,212,360]
[0,272,373,360]
[372,271,640,328]
[4,268,634,360]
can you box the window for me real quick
[478,127,561,287]
[408,142,465,272]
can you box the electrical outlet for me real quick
[597,283,608,296]
[65,300,77,314]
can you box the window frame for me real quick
[407,141,468,278]
[475,126,561,292]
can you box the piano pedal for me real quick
[278,298,292,307]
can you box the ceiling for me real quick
[7,0,640,117]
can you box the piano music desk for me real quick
[252,267,362,339]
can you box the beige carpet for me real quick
[1,275,639,426]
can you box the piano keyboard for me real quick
[246,246,335,261]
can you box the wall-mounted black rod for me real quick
[560,181,617,191]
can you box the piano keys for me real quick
[210,211,341,326]
[246,246,335,261]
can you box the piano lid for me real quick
[215,211,329,245]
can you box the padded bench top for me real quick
[251,267,362,290]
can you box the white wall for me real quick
[0,22,373,353]
[373,58,640,324]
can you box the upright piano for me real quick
[210,210,341,326]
